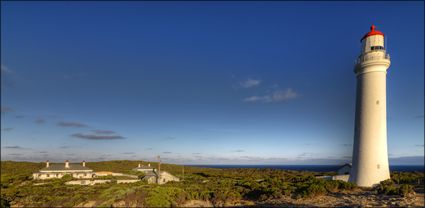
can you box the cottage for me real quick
[142,170,180,184]
[133,163,155,173]
[33,160,94,180]
[337,163,352,175]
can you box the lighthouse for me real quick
[349,25,391,187]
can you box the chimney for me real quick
[138,163,141,168]
[65,160,69,168]
[82,160,86,167]
[46,160,50,168]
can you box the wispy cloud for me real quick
[163,137,176,141]
[145,148,153,150]
[415,115,424,119]
[59,145,74,149]
[415,144,424,147]
[239,79,261,88]
[1,65,16,87]
[297,152,313,158]
[1,106,13,114]
[243,88,299,103]
[122,152,135,155]
[34,118,46,124]
[1,65,12,74]
[232,149,245,153]
[57,121,87,128]
[162,151,172,154]
[71,133,125,140]
[92,130,116,134]
[1,127,14,132]
[3,145,23,149]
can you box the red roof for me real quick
[361,25,384,42]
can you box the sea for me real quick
[189,165,424,172]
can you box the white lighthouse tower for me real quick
[349,25,391,187]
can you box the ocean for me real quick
[189,165,424,172]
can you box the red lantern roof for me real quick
[361,25,384,42]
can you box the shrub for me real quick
[375,179,415,196]
[398,184,414,197]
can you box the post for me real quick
[65,160,69,168]
[157,155,161,184]
[46,160,50,168]
[182,164,185,181]
[82,160,86,167]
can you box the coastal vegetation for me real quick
[1,161,423,207]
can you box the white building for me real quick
[349,25,391,187]
[142,170,180,184]
[33,160,95,180]
[337,163,352,175]
[133,163,155,173]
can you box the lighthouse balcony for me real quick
[355,52,390,65]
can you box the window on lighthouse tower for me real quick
[371,46,385,51]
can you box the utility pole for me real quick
[182,164,185,181]
[157,155,161,184]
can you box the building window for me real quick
[371,46,384,51]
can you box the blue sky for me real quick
[1,1,423,165]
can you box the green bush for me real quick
[375,179,415,196]
[398,184,414,197]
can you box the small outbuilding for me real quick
[336,163,352,175]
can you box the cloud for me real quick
[145,148,153,150]
[57,121,87,128]
[92,130,116,134]
[1,106,13,114]
[192,153,201,155]
[3,145,23,149]
[1,65,12,74]
[162,151,172,154]
[59,145,73,149]
[415,115,424,119]
[122,152,135,155]
[297,152,313,158]
[239,79,261,88]
[71,133,125,140]
[34,118,46,124]
[1,127,14,131]
[340,143,352,147]
[243,88,299,103]
[415,144,424,147]
[232,149,245,153]
[38,151,48,154]
[1,65,16,87]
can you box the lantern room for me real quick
[361,25,385,54]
